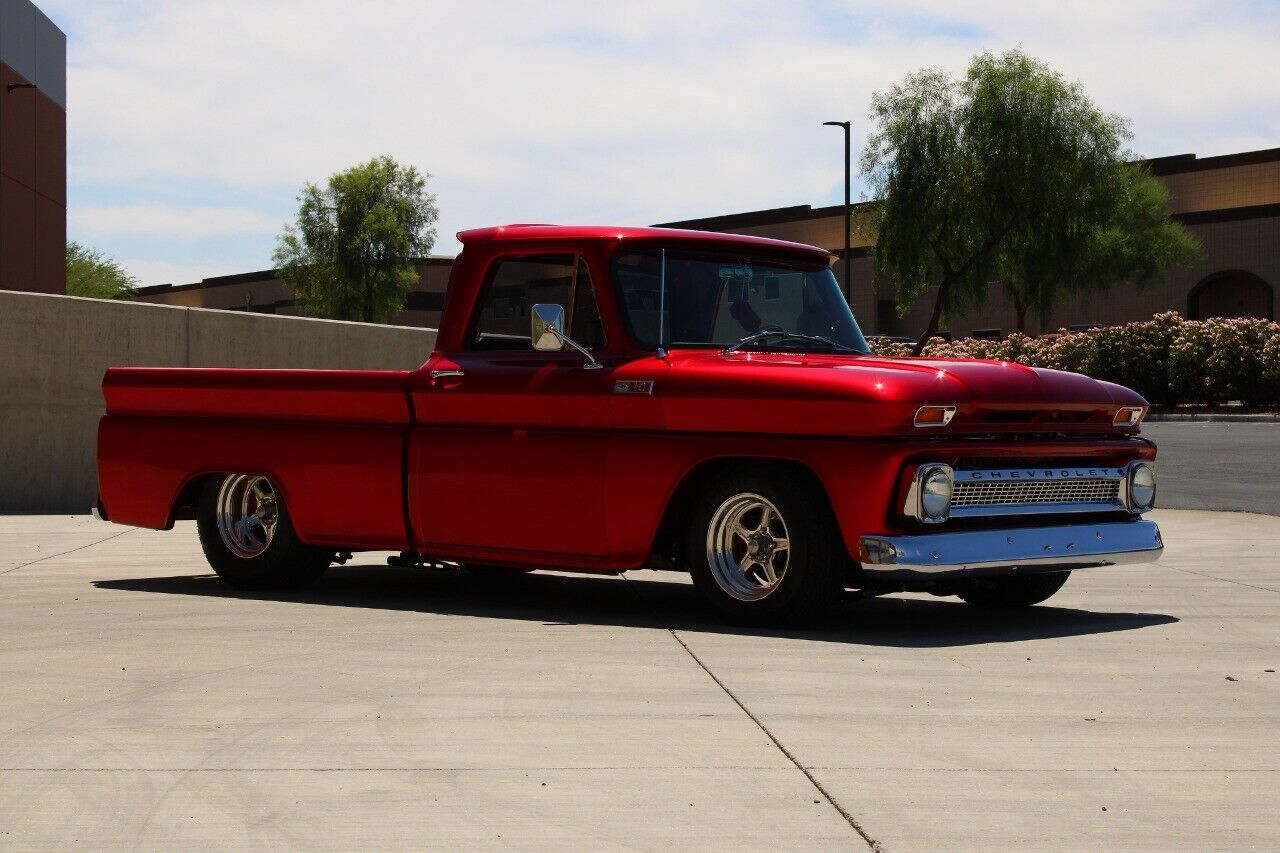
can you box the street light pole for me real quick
[823,120,852,304]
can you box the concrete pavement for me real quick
[1,510,1277,850]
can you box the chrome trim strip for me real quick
[859,520,1163,579]
[950,501,1126,518]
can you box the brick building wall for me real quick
[0,0,65,294]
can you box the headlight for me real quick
[910,463,953,523]
[1127,462,1156,512]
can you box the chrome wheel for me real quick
[215,474,279,559]
[705,492,791,601]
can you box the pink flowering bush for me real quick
[1192,317,1280,405]
[869,311,1280,405]
[1264,334,1280,393]
[867,337,914,357]
[1089,313,1186,405]
[1167,321,1214,403]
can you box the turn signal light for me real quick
[914,405,956,427]
[1113,407,1145,426]
[859,537,899,565]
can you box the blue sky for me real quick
[40,0,1280,286]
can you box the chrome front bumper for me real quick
[858,519,1163,581]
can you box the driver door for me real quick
[410,254,613,567]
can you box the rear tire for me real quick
[196,474,333,591]
[957,571,1071,607]
[686,471,845,627]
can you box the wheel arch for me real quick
[167,473,214,525]
[166,469,296,528]
[648,456,842,570]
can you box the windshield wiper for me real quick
[723,326,854,354]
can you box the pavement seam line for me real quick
[0,528,133,577]
[3,766,1275,773]
[1162,564,1280,594]
[667,628,883,852]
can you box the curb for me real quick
[1146,412,1280,423]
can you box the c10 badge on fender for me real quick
[613,380,654,395]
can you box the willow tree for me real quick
[862,50,1196,350]
[274,156,438,323]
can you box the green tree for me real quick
[998,159,1199,333]
[862,50,1196,351]
[65,241,137,299]
[274,156,438,323]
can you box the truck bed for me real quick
[102,368,414,423]
[98,368,416,549]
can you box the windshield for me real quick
[613,248,870,353]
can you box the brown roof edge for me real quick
[1175,202,1280,225]
[1143,147,1280,176]
[660,147,1280,232]
[136,255,456,293]
[134,283,175,295]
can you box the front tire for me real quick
[957,571,1071,607]
[196,474,332,591]
[687,472,845,626]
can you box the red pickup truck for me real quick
[96,224,1162,625]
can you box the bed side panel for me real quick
[98,415,409,550]
[102,368,413,424]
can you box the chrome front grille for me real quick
[949,467,1127,516]
[952,477,1122,507]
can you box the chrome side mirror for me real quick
[531,304,566,352]
[530,302,604,370]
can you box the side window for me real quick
[570,256,605,349]
[470,256,575,350]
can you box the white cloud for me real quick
[44,0,1280,266]
[70,204,283,239]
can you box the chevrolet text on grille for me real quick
[957,468,1124,480]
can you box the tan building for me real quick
[136,257,454,328]
[138,146,1279,338]
[659,147,1279,338]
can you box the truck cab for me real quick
[97,224,1162,625]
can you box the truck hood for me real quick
[657,350,1147,437]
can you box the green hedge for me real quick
[868,312,1280,406]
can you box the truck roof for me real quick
[455,224,834,263]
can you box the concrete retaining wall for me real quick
[0,290,437,513]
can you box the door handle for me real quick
[430,369,466,387]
